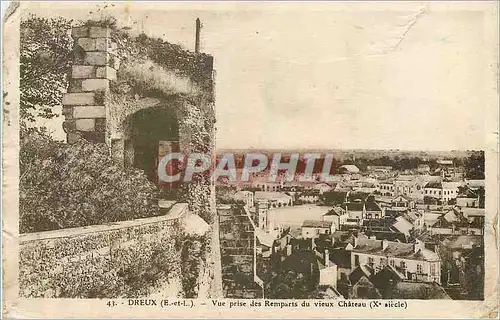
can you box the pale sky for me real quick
[24,2,497,150]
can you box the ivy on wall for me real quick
[19,131,161,233]
[20,219,182,298]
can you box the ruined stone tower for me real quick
[62,26,119,144]
[61,23,221,298]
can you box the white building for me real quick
[234,190,254,207]
[256,199,271,231]
[351,238,441,284]
[322,206,348,231]
[319,249,338,289]
[378,181,394,196]
[254,191,293,208]
[424,181,461,203]
[301,220,333,239]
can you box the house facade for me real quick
[391,195,415,210]
[351,238,441,284]
[365,200,384,219]
[379,181,395,196]
[322,206,348,231]
[302,220,333,239]
[424,181,461,204]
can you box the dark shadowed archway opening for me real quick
[123,107,180,196]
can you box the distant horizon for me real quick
[215,148,481,155]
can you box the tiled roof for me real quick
[340,164,360,173]
[255,229,276,247]
[383,281,451,299]
[392,195,412,202]
[445,235,483,249]
[391,216,413,234]
[324,207,347,216]
[457,187,478,198]
[425,181,442,189]
[365,201,382,212]
[423,212,441,226]
[353,239,440,261]
[347,202,364,211]
[348,191,370,202]
[349,264,374,285]
[460,207,485,217]
[328,249,351,269]
[371,265,406,290]
[442,181,461,189]
[405,210,421,221]
[302,220,332,228]
[332,230,349,241]
[443,210,460,223]
[465,179,485,188]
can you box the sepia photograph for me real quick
[2,1,498,319]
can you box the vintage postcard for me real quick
[2,1,499,319]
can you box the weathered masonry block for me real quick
[62,92,95,105]
[73,106,106,119]
[62,26,120,143]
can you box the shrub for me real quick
[117,59,199,99]
[20,131,160,233]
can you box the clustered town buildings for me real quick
[217,159,485,299]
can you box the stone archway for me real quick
[122,106,180,184]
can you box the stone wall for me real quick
[19,203,188,298]
[62,26,120,144]
[218,205,263,298]
[60,23,221,298]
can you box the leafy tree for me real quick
[265,250,320,299]
[464,151,485,180]
[20,15,73,123]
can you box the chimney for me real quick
[286,244,292,256]
[324,249,330,267]
[382,239,389,250]
[311,237,316,250]
[195,18,201,53]
[414,239,423,253]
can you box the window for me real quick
[400,261,406,270]
[430,263,436,276]
[381,258,388,266]
[390,260,395,267]
[417,264,423,274]
[368,257,374,265]
[355,254,360,266]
